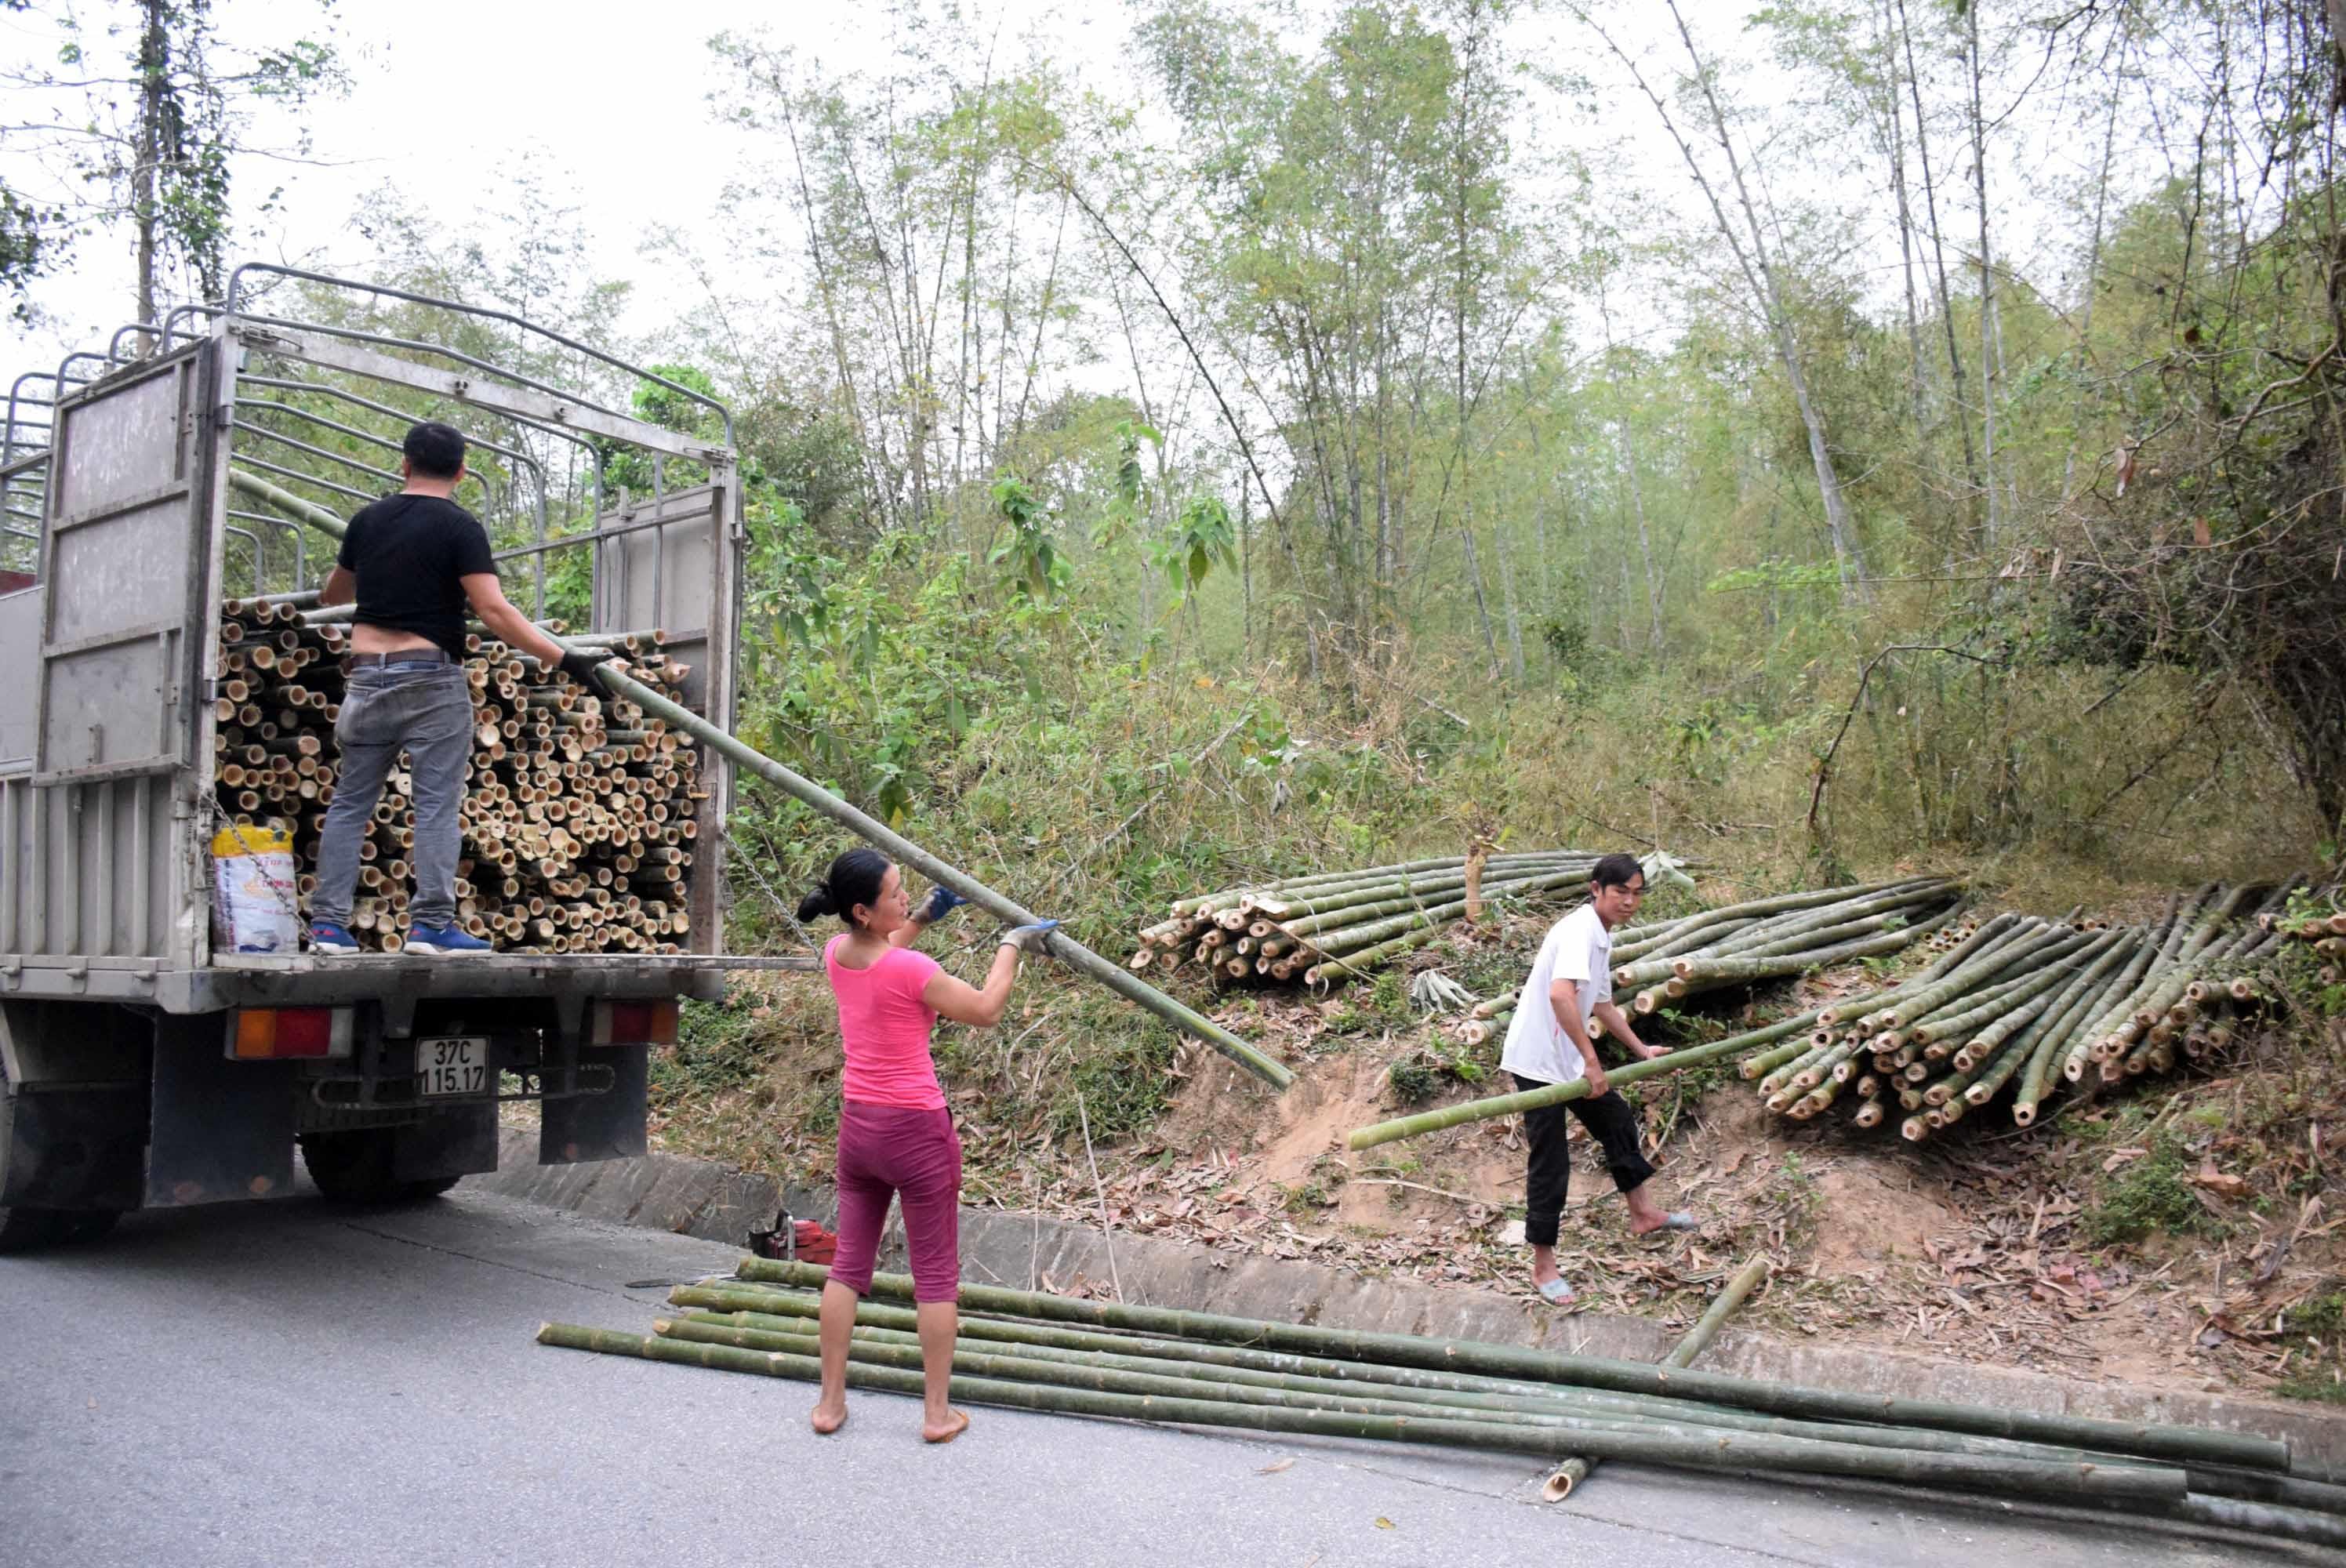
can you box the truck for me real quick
[0,266,788,1249]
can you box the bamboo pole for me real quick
[728,1263,2286,1474]
[1347,1025,1777,1151]
[227,476,1280,1062]
[587,655,1287,1085]
[1545,1254,1772,1501]
[663,1287,2346,1521]
[1647,903,1961,1004]
[536,1322,2187,1504]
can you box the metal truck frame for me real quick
[0,267,776,1247]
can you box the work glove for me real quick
[558,646,618,690]
[1000,919,1060,955]
[917,885,968,924]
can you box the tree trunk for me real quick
[1894,0,1981,550]
[1600,286,1667,659]
[1494,513,1527,682]
[133,0,168,329]
[2064,54,2125,501]
[1966,0,1999,555]
[1877,0,1929,441]
[1240,483,1253,663]
[1614,2,1868,600]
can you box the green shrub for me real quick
[2083,1134,2228,1247]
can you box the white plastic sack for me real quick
[211,826,300,954]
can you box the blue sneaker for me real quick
[406,924,492,956]
[308,922,361,956]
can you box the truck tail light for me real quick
[592,1000,678,1047]
[229,1006,354,1060]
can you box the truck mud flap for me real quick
[1,1085,146,1210]
[147,1016,296,1207]
[540,1044,647,1165]
[394,1103,499,1184]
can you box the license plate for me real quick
[416,1036,489,1098]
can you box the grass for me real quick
[2275,1291,2346,1403]
[649,593,2333,1226]
[2081,1123,2232,1248]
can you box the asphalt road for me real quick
[0,1186,2322,1568]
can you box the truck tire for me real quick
[297,1130,463,1205]
[0,1047,125,1254]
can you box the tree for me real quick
[1567,0,1871,601]
[2,0,342,329]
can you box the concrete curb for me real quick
[474,1129,2346,1472]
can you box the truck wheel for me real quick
[0,1050,124,1253]
[0,1206,67,1252]
[298,1131,462,1205]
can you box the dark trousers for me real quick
[1514,1072,1656,1247]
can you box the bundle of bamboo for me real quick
[534,1261,2342,1548]
[1133,851,1606,988]
[1607,878,1965,1014]
[1364,881,2304,1153]
[1737,882,2299,1141]
[212,597,702,953]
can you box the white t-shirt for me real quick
[1498,903,1613,1087]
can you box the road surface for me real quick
[0,1186,2317,1567]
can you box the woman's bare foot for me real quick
[810,1399,848,1435]
[921,1407,970,1445]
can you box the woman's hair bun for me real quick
[799,848,893,928]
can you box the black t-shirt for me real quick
[336,494,497,658]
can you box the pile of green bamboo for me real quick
[1741,883,2296,1142]
[1373,881,2301,1156]
[536,1259,2344,1548]
[1134,852,1605,988]
[1448,880,1963,1047]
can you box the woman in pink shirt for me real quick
[796,847,1056,1444]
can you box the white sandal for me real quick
[1537,1276,1577,1307]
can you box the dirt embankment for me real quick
[980,981,2346,1405]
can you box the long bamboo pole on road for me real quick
[1543,1254,1771,1501]
[732,1260,2289,1474]
[231,464,1291,1089]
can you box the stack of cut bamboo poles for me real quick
[1444,880,1960,1047]
[1380,881,2302,1154]
[212,597,703,953]
[1609,879,1965,1014]
[1135,853,1603,988]
[1739,882,2297,1142]
[533,1261,2344,1548]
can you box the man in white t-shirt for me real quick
[1498,852,1696,1305]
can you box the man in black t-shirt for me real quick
[307,421,614,956]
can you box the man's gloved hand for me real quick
[1000,919,1060,954]
[917,885,968,924]
[558,646,618,689]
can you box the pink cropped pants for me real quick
[827,1101,963,1304]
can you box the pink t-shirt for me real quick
[824,935,947,1111]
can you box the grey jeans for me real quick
[310,661,473,931]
